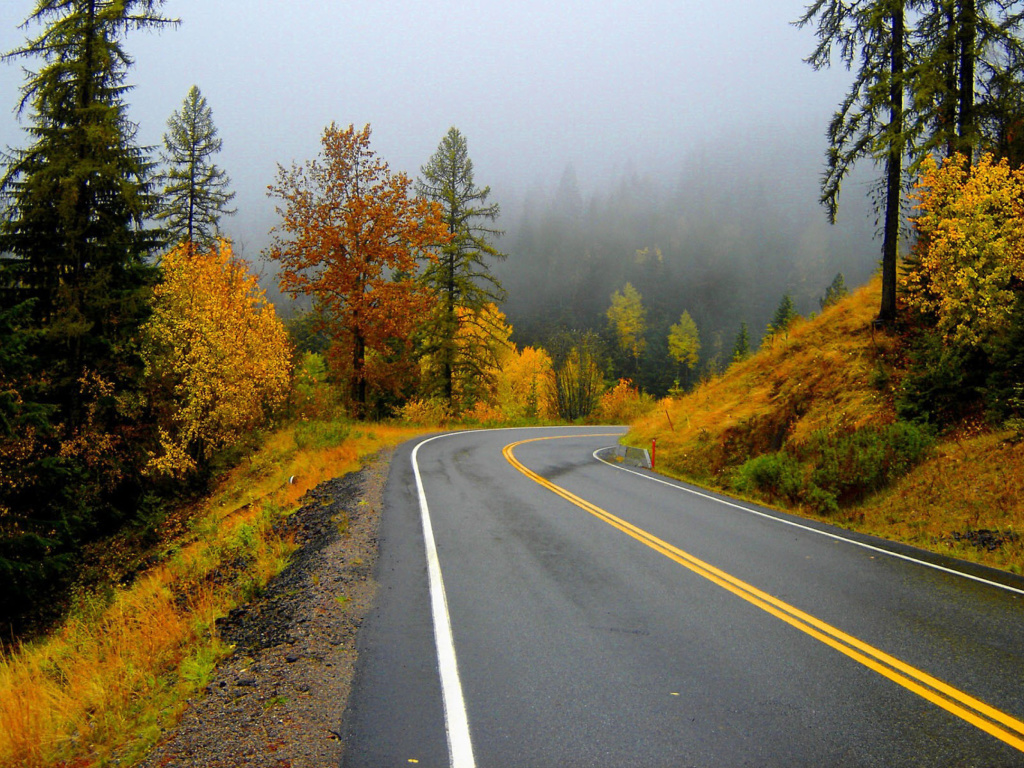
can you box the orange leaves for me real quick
[142,240,292,478]
[902,154,1024,353]
[266,123,449,416]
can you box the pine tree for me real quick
[0,0,177,624]
[768,294,800,338]
[820,272,850,309]
[156,85,236,247]
[415,127,506,412]
[797,0,915,325]
[732,321,752,362]
[914,0,1024,166]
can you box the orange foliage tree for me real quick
[142,241,292,478]
[495,342,556,421]
[266,123,449,417]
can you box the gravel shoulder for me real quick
[138,448,392,768]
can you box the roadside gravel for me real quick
[138,449,392,768]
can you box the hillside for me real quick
[625,277,1024,575]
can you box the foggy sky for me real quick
[1,0,864,258]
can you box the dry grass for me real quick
[0,420,427,768]
[626,275,1023,575]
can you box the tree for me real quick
[797,0,914,325]
[901,153,1024,353]
[156,85,235,247]
[667,310,701,387]
[732,321,752,362]
[266,123,448,417]
[820,272,850,309]
[914,0,1024,166]
[768,294,800,337]
[607,283,647,375]
[415,127,507,411]
[0,0,177,624]
[550,332,605,421]
[142,241,291,479]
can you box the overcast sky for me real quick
[1,0,860,255]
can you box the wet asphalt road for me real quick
[342,427,1024,768]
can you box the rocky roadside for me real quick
[137,448,392,768]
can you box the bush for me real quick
[596,379,656,423]
[399,398,451,426]
[731,452,804,503]
[293,419,352,450]
[809,421,933,505]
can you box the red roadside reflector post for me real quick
[651,438,657,470]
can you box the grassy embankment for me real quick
[0,420,429,768]
[626,276,1024,575]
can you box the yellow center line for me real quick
[503,435,1024,754]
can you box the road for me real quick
[341,426,1024,767]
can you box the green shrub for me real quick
[731,452,804,503]
[809,421,933,505]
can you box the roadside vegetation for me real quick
[627,276,1024,575]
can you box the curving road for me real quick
[341,427,1024,767]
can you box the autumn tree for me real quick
[143,241,291,478]
[607,283,647,376]
[495,344,555,421]
[416,127,507,412]
[667,310,701,388]
[0,0,176,623]
[156,85,236,246]
[901,153,1024,353]
[267,124,448,417]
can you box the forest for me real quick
[2,0,1024,640]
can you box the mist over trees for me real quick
[494,134,878,396]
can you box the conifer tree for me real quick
[797,0,913,326]
[820,272,850,309]
[156,85,236,247]
[0,0,177,624]
[732,321,752,362]
[415,127,506,411]
[768,294,800,337]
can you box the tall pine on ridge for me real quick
[416,127,507,413]
[0,0,177,626]
[156,85,236,247]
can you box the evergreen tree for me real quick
[797,0,915,325]
[914,0,1024,166]
[415,127,506,411]
[156,85,236,247]
[0,0,176,625]
[820,272,850,309]
[732,321,752,362]
[768,294,800,337]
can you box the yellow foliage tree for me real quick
[607,282,647,374]
[495,344,556,421]
[902,154,1024,353]
[143,241,292,478]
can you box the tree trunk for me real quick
[879,2,904,326]
[956,0,977,163]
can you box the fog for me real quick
[1,0,880,363]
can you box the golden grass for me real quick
[628,277,896,480]
[0,420,428,768]
[626,275,1024,575]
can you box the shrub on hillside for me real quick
[596,379,656,423]
[730,452,804,504]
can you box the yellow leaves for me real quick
[901,153,1024,352]
[607,283,647,364]
[142,240,292,478]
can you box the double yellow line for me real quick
[503,435,1024,754]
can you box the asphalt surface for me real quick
[341,427,1024,767]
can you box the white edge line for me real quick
[412,434,476,768]
[593,448,1024,599]
[407,425,621,768]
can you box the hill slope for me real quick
[625,277,1024,574]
